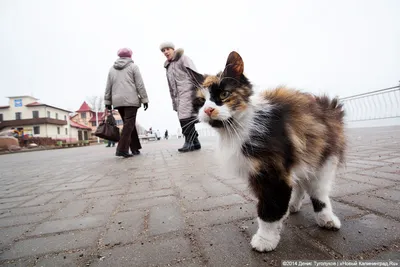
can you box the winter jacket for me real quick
[104,58,149,108]
[164,48,197,120]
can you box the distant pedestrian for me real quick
[164,129,168,140]
[156,130,161,140]
[106,140,115,147]
[160,42,201,152]
[104,47,149,158]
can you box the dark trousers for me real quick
[107,140,115,147]
[117,107,142,153]
[180,117,198,141]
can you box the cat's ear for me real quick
[186,67,205,87]
[223,51,244,79]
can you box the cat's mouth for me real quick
[208,118,233,128]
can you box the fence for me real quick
[339,85,400,122]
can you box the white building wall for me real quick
[44,107,69,121]
[70,127,90,141]
[2,96,41,120]
[1,97,69,121]
[44,124,70,139]
[0,96,92,143]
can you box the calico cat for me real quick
[187,51,346,252]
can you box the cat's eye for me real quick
[220,91,231,100]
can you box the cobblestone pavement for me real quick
[0,126,399,266]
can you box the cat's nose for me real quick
[204,107,215,116]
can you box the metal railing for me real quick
[340,85,400,122]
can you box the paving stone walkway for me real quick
[0,126,399,266]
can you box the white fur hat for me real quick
[159,42,175,51]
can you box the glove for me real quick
[105,104,112,110]
[143,103,148,111]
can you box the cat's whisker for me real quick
[188,79,203,91]
[181,118,197,130]
[226,118,247,154]
[190,124,199,144]
[226,121,238,156]
[183,118,199,145]
[223,120,235,152]
[226,119,242,153]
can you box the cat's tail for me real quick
[315,95,345,121]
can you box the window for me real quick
[65,128,68,135]
[64,115,67,121]
[32,111,39,118]
[81,112,86,119]
[0,114,3,122]
[91,121,97,127]
[33,126,40,135]
[47,111,50,118]
[56,113,58,120]
[15,112,21,120]
[57,127,60,134]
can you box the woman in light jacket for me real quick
[160,42,201,153]
[104,48,149,158]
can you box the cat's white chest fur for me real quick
[214,94,270,180]
[216,135,252,179]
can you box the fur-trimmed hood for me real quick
[164,48,184,68]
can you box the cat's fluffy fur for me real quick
[187,51,346,252]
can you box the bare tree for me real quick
[86,96,104,112]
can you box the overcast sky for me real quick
[1,0,399,133]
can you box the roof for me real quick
[69,119,92,130]
[24,102,72,113]
[25,102,41,106]
[0,105,10,109]
[89,112,105,122]
[76,101,92,112]
[7,96,39,100]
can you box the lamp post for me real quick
[96,109,99,143]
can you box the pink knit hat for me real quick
[117,48,132,58]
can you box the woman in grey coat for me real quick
[160,42,201,152]
[104,48,149,158]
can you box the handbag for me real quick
[94,110,121,142]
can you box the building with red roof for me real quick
[70,101,148,140]
[71,101,120,140]
[0,96,92,143]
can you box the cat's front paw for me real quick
[316,211,341,230]
[251,232,280,252]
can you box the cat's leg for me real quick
[250,174,292,252]
[289,183,305,213]
[306,156,341,230]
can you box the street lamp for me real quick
[96,108,100,143]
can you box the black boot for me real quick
[178,117,201,153]
[115,150,133,158]
[178,135,201,153]
[178,137,191,152]
[193,136,201,150]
